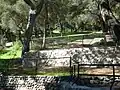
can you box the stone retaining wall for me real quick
[0,75,119,90]
[0,76,59,90]
[23,47,120,68]
[0,75,93,90]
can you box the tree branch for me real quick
[11,17,24,44]
[24,0,35,10]
[106,0,120,24]
[36,0,44,16]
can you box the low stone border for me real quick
[23,47,120,68]
[0,75,120,90]
[0,76,59,90]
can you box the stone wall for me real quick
[0,76,59,90]
[1,75,94,90]
[23,47,120,68]
[0,75,116,90]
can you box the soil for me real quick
[86,68,120,75]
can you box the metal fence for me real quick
[1,56,120,89]
[70,59,120,90]
[31,32,104,50]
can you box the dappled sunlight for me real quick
[1,0,120,89]
[0,76,60,90]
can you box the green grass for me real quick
[6,68,70,76]
[52,30,93,37]
[0,31,104,58]
[32,31,104,49]
[23,71,70,76]
[38,72,70,76]
[0,41,22,59]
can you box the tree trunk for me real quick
[42,1,48,49]
[60,22,64,36]
[21,0,44,58]
[22,9,36,56]
[42,28,46,49]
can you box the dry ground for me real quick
[86,67,120,75]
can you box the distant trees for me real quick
[0,0,120,54]
[0,0,28,44]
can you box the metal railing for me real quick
[1,56,120,89]
[69,60,120,90]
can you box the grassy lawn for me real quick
[0,31,104,58]
[24,71,70,76]
[0,31,104,76]
[2,67,70,76]
[0,41,22,59]
[52,30,93,36]
[31,31,103,49]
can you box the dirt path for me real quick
[86,68,120,75]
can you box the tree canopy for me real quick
[0,0,120,54]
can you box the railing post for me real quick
[113,65,115,81]
[69,57,72,76]
[73,65,76,77]
[110,65,115,90]
[77,64,79,78]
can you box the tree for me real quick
[22,0,44,56]
[34,0,70,48]
[41,0,48,49]
[0,0,28,43]
[68,0,95,32]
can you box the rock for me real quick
[18,87,29,90]
[5,42,13,47]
